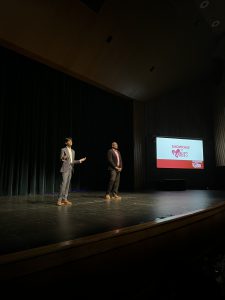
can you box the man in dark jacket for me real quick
[105,141,122,200]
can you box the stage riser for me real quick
[1,203,225,284]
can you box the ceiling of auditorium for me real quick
[0,0,224,101]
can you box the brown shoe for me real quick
[62,199,72,205]
[104,194,111,200]
[112,194,121,200]
[57,200,65,206]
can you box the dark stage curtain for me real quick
[0,46,134,196]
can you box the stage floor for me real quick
[0,189,225,255]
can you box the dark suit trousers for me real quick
[107,169,120,195]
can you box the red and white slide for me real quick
[156,137,204,169]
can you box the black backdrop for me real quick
[0,46,134,196]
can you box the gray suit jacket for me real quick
[60,147,81,173]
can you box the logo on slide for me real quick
[192,161,202,168]
[172,149,188,158]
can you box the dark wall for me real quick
[0,46,134,196]
[212,58,225,189]
[213,59,225,167]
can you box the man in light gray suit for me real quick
[57,137,86,206]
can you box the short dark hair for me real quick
[65,137,72,143]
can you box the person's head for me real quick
[112,142,118,150]
[65,137,73,147]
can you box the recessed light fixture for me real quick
[200,0,210,9]
[106,35,113,43]
[149,66,155,72]
[211,20,220,27]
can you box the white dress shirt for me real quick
[67,147,73,163]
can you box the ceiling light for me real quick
[200,1,210,9]
[211,20,220,28]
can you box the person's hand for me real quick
[116,167,122,172]
[80,157,87,163]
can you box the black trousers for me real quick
[106,170,120,195]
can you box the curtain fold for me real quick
[0,46,134,196]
